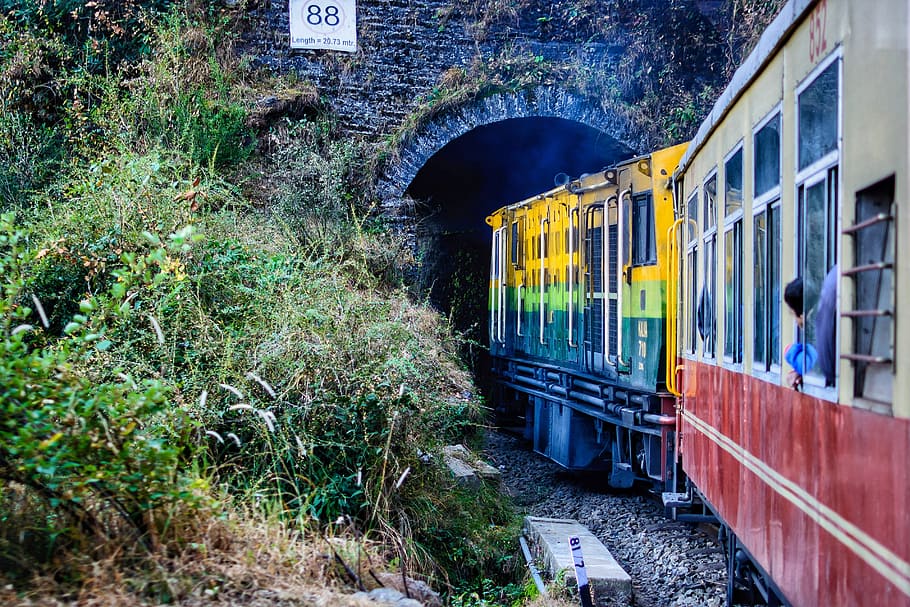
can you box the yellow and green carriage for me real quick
[486,143,687,489]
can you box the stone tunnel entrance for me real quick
[403,116,635,381]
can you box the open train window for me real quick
[795,54,840,393]
[753,111,782,375]
[685,191,699,356]
[724,146,744,365]
[753,204,781,372]
[698,172,718,359]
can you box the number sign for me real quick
[569,536,594,607]
[290,0,357,52]
[808,0,828,63]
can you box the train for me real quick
[486,0,909,605]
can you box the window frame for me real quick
[753,107,782,204]
[700,170,718,361]
[684,189,700,358]
[793,50,842,399]
[722,143,745,368]
[511,218,524,268]
[631,193,657,266]
[752,107,783,381]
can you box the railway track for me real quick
[483,431,728,607]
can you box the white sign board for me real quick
[289,0,357,52]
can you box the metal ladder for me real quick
[841,197,895,403]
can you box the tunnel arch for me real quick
[375,86,643,365]
[376,86,641,206]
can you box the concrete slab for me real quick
[524,516,631,607]
[442,444,501,487]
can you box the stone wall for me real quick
[239,0,490,138]
[235,1,731,206]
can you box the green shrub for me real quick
[0,111,63,210]
[113,11,253,168]
[409,477,525,602]
[0,213,205,574]
[270,118,371,252]
[0,0,173,66]
[15,146,481,534]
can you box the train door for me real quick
[530,202,549,359]
[489,219,507,353]
[619,157,661,385]
[584,202,606,373]
[566,202,581,365]
[510,213,528,355]
[626,190,660,385]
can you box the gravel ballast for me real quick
[483,431,728,607]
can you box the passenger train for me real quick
[486,0,909,604]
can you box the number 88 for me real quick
[307,4,341,27]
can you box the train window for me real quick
[686,190,698,244]
[753,110,782,375]
[704,174,717,231]
[511,219,523,267]
[798,60,839,172]
[724,147,744,364]
[632,193,656,265]
[685,191,699,355]
[753,203,781,372]
[724,222,743,364]
[698,173,718,359]
[724,147,743,217]
[754,113,781,197]
[796,167,838,386]
[795,54,841,391]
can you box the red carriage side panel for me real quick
[680,360,910,606]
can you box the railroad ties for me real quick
[524,517,632,606]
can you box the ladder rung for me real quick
[841,309,892,318]
[841,353,892,364]
[842,262,893,276]
[842,212,892,235]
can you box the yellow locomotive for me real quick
[486,143,687,488]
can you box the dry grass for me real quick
[0,503,410,607]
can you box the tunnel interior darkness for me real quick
[405,117,635,376]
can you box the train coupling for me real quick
[661,487,718,524]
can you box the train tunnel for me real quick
[404,116,635,379]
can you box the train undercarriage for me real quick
[490,355,678,493]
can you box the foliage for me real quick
[268,118,372,253]
[61,10,255,168]
[0,213,206,575]
[0,111,63,211]
[5,140,485,585]
[0,6,253,177]
[0,0,173,65]
[408,477,524,600]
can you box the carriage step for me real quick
[661,492,692,509]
